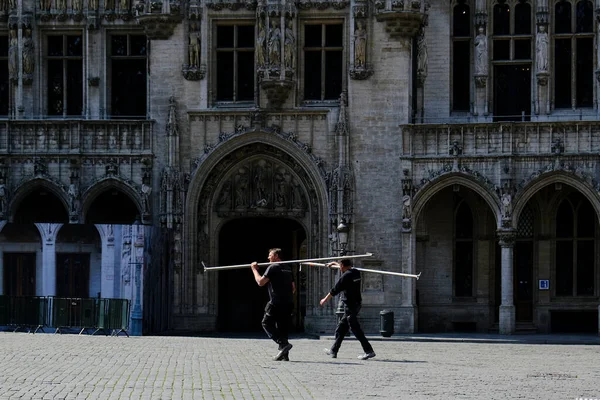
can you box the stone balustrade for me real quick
[0,120,154,155]
[401,122,600,158]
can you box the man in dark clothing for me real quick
[320,258,376,360]
[251,248,295,361]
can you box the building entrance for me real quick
[217,218,306,332]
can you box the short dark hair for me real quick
[340,258,351,267]
[269,248,282,258]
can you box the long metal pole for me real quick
[302,262,421,280]
[202,252,374,272]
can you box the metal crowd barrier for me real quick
[0,295,48,333]
[0,295,130,336]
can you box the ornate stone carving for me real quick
[535,24,549,73]
[551,138,564,155]
[135,13,182,40]
[416,26,427,87]
[498,230,516,247]
[260,79,294,109]
[449,140,462,156]
[297,0,348,10]
[21,20,35,85]
[183,19,205,80]
[474,26,488,77]
[375,3,427,39]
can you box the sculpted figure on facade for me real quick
[474,26,488,76]
[354,19,367,68]
[88,0,99,11]
[141,183,152,214]
[402,195,411,221]
[536,25,549,73]
[256,19,267,68]
[22,27,35,76]
[56,0,67,11]
[0,184,7,218]
[105,0,115,11]
[188,23,200,68]
[268,19,281,66]
[0,0,7,12]
[40,0,51,11]
[120,0,129,11]
[72,0,83,12]
[501,192,512,219]
[416,27,427,81]
[8,28,18,80]
[284,19,295,70]
[235,171,249,208]
[68,183,80,214]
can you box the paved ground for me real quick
[0,332,599,400]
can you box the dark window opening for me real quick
[454,201,474,297]
[452,41,470,111]
[576,38,593,107]
[555,196,597,297]
[576,0,593,33]
[453,3,471,37]
[46,35,83,117]
[554,39,572,108]
[0,35,8,116]
[110,34,147,118]
[555,1,572,33]
[514,2,532,34]
[493,3,510,35]
[215,24,255,102]
[303,23,343,101]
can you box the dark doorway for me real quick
[13,189,68,223]
[551,310,598,333]
[217,218,306,332]
[3,253,36,296]
[56,253,90,298]
[86,190,139,224]
[493,64,531,121]
[514,241,533,322]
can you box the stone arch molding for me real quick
[8,177,69,222]
[512,169,600,227]
[185,130,330,275]
[411,167,502,227]
[81,177,145,223]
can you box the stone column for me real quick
[399,172,416,332]
[498,230,516,334]
[35,223,63,296]
[97,224,116,298]
[0,221,6,294]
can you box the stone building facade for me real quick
[0,0,599,335]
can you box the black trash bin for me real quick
[380,310,394,337]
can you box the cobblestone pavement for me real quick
[0,332,599,400]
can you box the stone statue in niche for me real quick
[56,0,66,11]
[188,22,201,68]
[536,25,549,73]
[501,192,512,219]
[72,0,83,12]
[416,28,427,78]
[22,27,35,76]
[120,0,128,11]
[402,195,411,220]
[40,0,52,11]
[0,184,7,217]
[235,171,249,208]
[268,19,281,66]
[354,19,367,68]
[88,0,99,11]
[284,19,295,70]
[68,183,80,214]
[256,19,267,68]
[8,28,18,79]
[474,26,488,76]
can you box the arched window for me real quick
[554,0,594,108]
[555,194,596,296]
[454,201,474,297]
[452,0,471,112]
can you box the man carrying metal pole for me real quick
[251,248,295,361]
[319,258,376,360]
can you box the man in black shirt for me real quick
[320,258,376,360]
[251,248,295,361]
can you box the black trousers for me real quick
[331,304,374,354]
[262,301,292,347]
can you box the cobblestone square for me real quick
[0,332,599,399]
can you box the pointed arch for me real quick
[512,171,600,227]
[81,177,143,223]
[412,173,501,227]
[8,178,69,223]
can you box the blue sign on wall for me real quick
[539,280,550,290]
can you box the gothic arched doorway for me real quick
[217,217,306,332]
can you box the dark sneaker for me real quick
[358,352,376,360]
[323,348,337,358]
[273,343,293,361]
[282,354,289,361]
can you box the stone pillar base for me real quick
[395,306,417,333]
[499,305,515,335]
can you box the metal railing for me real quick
[0,295,130,336]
